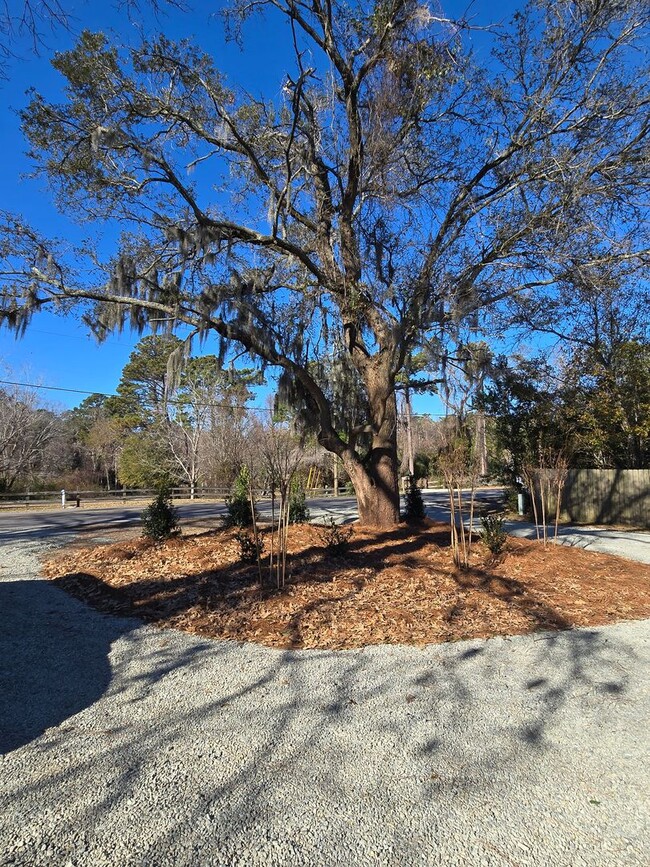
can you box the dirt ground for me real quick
[41,519,650,650]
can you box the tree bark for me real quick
[404,387,415,477]
[345,449,400,526]
[476,410,488,478]
[341,385,401,527]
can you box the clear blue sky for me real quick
[0,1,518,414]
[1,1,294,410]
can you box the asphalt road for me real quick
[0,488,648,564]
[0,490,501,544]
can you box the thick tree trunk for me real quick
[345,449,400,526]
[341,384,401,527]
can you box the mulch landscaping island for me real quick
[42,522,650,650]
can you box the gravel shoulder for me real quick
[1,538,649,867]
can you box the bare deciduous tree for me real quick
[258,418,308,589]
[0,377,55,490]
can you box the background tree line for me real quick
[0,335,257,493]
[3,326,648,496]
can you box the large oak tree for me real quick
[1,0,648,525]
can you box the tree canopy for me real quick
[1,0,648,525]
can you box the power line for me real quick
[0,378,272,414]
[0,378,449,418]
[0,380,105,397]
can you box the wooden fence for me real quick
[0,485,345,510]
[553,469,650,528]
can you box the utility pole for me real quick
[476,410,488,478]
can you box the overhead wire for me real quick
[0,378,449,418]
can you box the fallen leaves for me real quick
[41,522,650,650]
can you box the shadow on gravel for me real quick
[0,580,135,754]
[1,585,643,865]
[6,624,640,864]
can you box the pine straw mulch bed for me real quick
[41,521,650,650]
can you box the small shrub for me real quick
[223,466,256,528]
[288,485,310,524]
[479,513,507,555]
[224,495,255,528]
[235,529,265,562]
[317,517,353,556]
[403,474,426,523]
[141,489,179,541]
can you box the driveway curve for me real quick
[1,538,648,866]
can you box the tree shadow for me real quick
[0,579,137,754]
[50,524,455,650]
[2,614,643,864]
[3,527,646,863]
[450,565,573,632]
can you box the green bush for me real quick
[288,484,310,524]
[317,517,353,556]
[141,489,179,541]
[403,474,426,523]
[235,529,265,562]
[479,514,507,555]
[504,486,520,513]
[224,466,256,528]
[413,452,430,481]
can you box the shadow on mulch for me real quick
[42,517,649,651]
[451,566,573,632]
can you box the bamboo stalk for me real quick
[456,486,467,567]
[248,483,263,589]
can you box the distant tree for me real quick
[486,341,650,476]
[62,393,115,487]
[412,452,431,483]
[117,430,174,488]
[65,393,108,440]
[167,356,258,492]
[106,334,181,429]
[0,379,55,490]
[85,415,121,488]
[103,333,181,487]
[484,356,571,486]
[564,341,650,469]
[104,334,259,489]
[1,0,648,525]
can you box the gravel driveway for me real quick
[1,539,648,866]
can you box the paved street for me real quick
[0,488,648,564]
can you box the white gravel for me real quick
[1,538,649,866]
